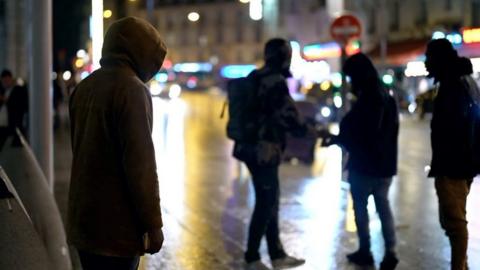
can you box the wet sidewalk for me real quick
[53,93,480,270]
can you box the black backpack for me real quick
[224,74,260,142]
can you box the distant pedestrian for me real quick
[53,76,64,130]
[0,69,28,148]
[68,17,166,270]
[320,53,399,269]
[229,38,313,270]
[425,38,478,270]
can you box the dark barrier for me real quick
[0,130,72,270]
[0,167,52,269]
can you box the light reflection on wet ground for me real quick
[139,93,480,270]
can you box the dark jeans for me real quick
[435,177,473,270]
[349,170,396,253]
[78,250,140,270]
[244,162,286,263]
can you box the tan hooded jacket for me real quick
[68,17,166,256]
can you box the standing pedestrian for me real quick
[0,69,28,147]
[68,17,166,270]
[424,38,477,270]
[232,38,312,270]
[320,53,399,269]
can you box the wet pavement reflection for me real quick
[139,93,480,270]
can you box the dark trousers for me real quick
[78,250,140,270]
[435,177,473,270]
[349,170,396,253]
[244,162,286,263]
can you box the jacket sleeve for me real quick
[116,85,162,232]
[336,97,384,152]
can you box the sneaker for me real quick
[271,255,306,269]
[346,250,374,266]
[244,260,271,270]
[379,252,399,270]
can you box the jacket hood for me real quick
[100,17,167,82]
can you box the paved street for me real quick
[54,92,480,270]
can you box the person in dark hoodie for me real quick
[237,38,311,270]
[68,17,166,270]
[321,53,399,269]
[425,38,477,270]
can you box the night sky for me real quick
[53,0,89,71]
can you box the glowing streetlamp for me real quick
[188,12,200,22]
[249,0,262,20]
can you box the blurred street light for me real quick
[63,71,72,81]
[249,0,262,20]
[103,9,112,19]
[188,12,200,22]
[239,0,250,3]
[75,58,85,68]
[76,49,87,58]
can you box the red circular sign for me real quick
[330,14,362,44]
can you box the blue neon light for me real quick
[173,62,213,73]
[220,65,257,79]
[154,72,169,83]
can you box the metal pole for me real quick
[340,44,348,118]
[28,0,53,190]
[379,0,388,70]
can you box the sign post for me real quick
[330,14,362,116]
[330,14,362,182]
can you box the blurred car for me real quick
[283,99,322,164]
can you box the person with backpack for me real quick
[227,38,313,270]
[320,53,399,270]
[424,38,478,270]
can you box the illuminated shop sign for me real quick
[303,41,360,61]
[462,28,480,44]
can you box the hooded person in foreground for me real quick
[68,17,166,270]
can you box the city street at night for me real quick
[3,1,480,269]
[53,92,480,270]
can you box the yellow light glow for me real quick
[463,28,480,44]
[239,0,250,3]
[128,0,136,2]
[75,58,84,68]
[103,9,112,18]
[320,81,331,91]
[187,12,200,22]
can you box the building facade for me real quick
[0,0,28,80]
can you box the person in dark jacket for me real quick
[239,38,310,270]
[0,69,28,148]
[425,38,476,270]
[68,17,166,270]
[321,53,399,269]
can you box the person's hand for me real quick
[144,228,164,254]
[321,135,335,147]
